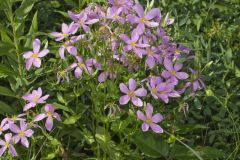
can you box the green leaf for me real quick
[0,86,15,97]
[0,42,14,56]
[24,10,38,48]
[133,131,169,158]
[0,64,15,77]
[0,101,15,114]
[63,115,79,125]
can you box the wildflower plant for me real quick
[0,0,207,159]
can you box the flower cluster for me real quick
[0,0,204,158]
[0,88,60,157]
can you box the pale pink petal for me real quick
[119,83,129,94]
[128,78,136,91]
[150,123,163,133]
[23,51,33,59]
[134,88,147,97]
[137,110,146,121]
[152,113,163,123]
[131,97,143,107]
[45,117,53,131]
[33,58,41,68]
[146,103,153,117]
[23,102,36,111]
[26,58,34,70]
[38,49,49,57]
[142,123,149,132]
[119,95,130,105]
[34,113,47,122]
[21,136,29,148]
[33,39,41,53]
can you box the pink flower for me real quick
[0,133,17,157]
[3,114,26,125]
[23,39,49,70]
[50,22,78,41]
[9,121,34,148]
[22,87,49,111]
[67,56,97,78]
[137,103,163,133]
[119,78,147,107]
[34,104,61,131]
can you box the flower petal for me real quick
[150,123,163,133]
[137,110,146,121]
[25,129,34,137]
[23,51,33,59]
[34,113,47,122]
[33,39,41,53]
[131,97,143,107]
[21,136,29,148]
[45,117,53,131]
[175,72,189,80]
[128,78,136,91]
[9,124,20,133]
[26,58,34,70]
[146,103,153,117]
[119,83,129,94]
[119,95,130,105]
[38,49,49,57]
[0,146,7,157]
[33,58,41,68]
[133,4,144,17]
[134,88,147,97]
[9,145,17,156]
[152,113,163,123]
[23,102,36,111]
[142,122,149,132]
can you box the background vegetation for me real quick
[0,0,239,159]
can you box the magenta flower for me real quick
[50,22,78,41]
[137,103,163,133]
[23,39,49,70]
[120,30,149,58]
[0,133,17,157]
[68,11,99,33]
[22,87,49,111]
[34,104,61,131]
[3,114,26,125]
[127,4,159,34]
[67,56,97,78]
[190,68,205,91]
[106,7,124,24]
[9,121,33,148]
[147,76,162,99]
[119,78,147,107]
[144,47,161,69]
[98,71,116,82]
[0,119,9,135]
[108,0,133,14]
[162,58,189,85]
[157,82,180,103]
[59,35,85,59]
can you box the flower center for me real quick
[78,20,83,25]
[131,42,136,47]
[176,49,181,53]
[140,18,145,23]
[113,14,119,19]
[33,96,39,103]
[146,117,152,123]
[160,90,165,94]
[32,53,38,58]
[78,63,85,67]
[115,0,120,5]
[62,33,68,37]
[47,111,53,117]
[128,90,135,97]
[147,49,153,56]
[19,131,25,137]
[4,142,9,147]
[152,87,157,94]
[171,70,176,75]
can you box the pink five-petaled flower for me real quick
[162,58,189,85]
[23,39,49,70]
[120,29,149,58]
[0,133,17,157]
[50,22,78,41]
[67,56,97,78]
[68,11,99,33]
[127,4,159,34]
[34,104,61,131]
[9,121,34,148]
[137,103,163,133]
[119,78,147,107]
[22,87,49,111]
[106,7,125,24]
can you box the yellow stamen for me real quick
[78,20,83,25]
[128,90,135,97]
[131,42,136,47]
[152,87,157,94]
[47,111,53,117]
[160,90,165,94]
[78,63,85,67]
[146,117,152,123]
[147,49,153,56]
[32,53,38,58]
[140,18,145,23]
[171,70,176,75]
[4,142,9,147]
[19,131,25,137]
